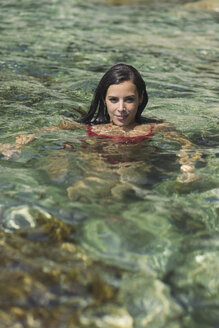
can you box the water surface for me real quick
[0,0,218,327]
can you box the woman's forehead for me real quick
[106,81,137,96]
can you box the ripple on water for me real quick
[0,0,218,326]
[167,233,219,327]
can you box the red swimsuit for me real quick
[61,124,154,153]
[87,124,155,143]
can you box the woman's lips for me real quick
[116,115,128,121]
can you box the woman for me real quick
[59,63,162,140]
[1,64,201,184]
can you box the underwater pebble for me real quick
[119,273,182,328]
[79,306,133,328]
[2,205,52,232]
[3,206,36,231]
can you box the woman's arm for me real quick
[0,120,83,158]
[58,120,82,130]
[154,123,202,182]
[16,120,82,144]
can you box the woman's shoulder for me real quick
[140,117,175,134]
[140,117,163,124]
[152,121,175,133]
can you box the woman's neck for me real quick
[109,121,137,131]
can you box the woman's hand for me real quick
[0,119,82,159]
[0,134,35,159]
[15,134,35,145]
[0,143,21,159]
[177,147,202,183]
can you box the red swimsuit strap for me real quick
[87,124,154,143]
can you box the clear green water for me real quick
[0,0,218,327]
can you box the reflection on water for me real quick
[0,0,219,326]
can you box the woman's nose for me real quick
[118,100,125,111]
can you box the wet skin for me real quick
[0,80,202,182]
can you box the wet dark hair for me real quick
[79,63,148,124]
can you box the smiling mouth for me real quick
[116,115,128,120]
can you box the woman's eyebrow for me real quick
[108,94,136,97]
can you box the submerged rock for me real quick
[167,233,219,327]
[119,272,182,328]
[79,305,133,328]
[0,230,120,327]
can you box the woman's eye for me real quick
[109,98,118,103]
[125,97,135,102]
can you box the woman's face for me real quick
[105,80,143,127]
